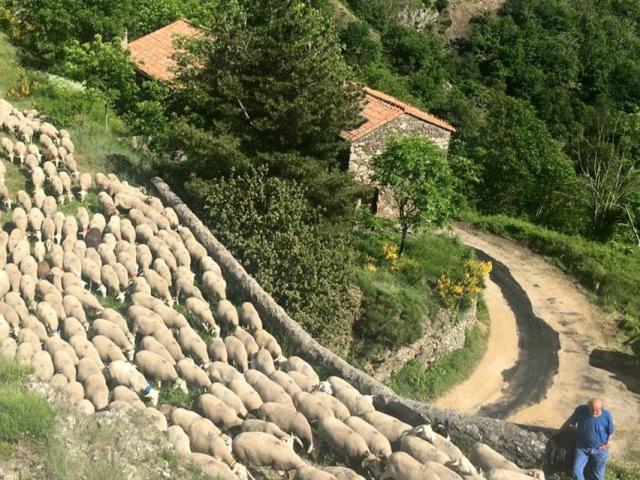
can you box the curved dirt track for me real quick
[447,224,640,456]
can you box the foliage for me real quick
[0,360,55,443]
[175,0,362,162]
[437,260,491,310]
[59,35,139,109]
[344,0,400,34]
[388,324,487,400]
[462,211,640,356]
[192,166,360,355]
[340,21,382,68]
[372,135,455,255]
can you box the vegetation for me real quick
[0,360,54,445]
[372,136,455,255]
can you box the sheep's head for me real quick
[315,381,332,395]
[362,394,374,405]
[447,458,477,476]
[412,424,435,443]
[362,455,382,477]
[220,433,232,448]
[145,388,159,407]
[173,378,188,395]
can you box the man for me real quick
[561,398,614,480]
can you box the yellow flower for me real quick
[381,242,399,261]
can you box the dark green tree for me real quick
[372,136,455,255]
[175,0,363,161]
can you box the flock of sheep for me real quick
[0,97,545,480]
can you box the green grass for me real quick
[0,359,55,443]
[387,324,488,400]
[349,212,475,366]
[158,383,200,410]
[461,211,640,355]
[56,191,101,216]
[607,452,640,480]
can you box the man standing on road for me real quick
[561,398,614,480]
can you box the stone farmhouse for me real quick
[127,21,455,216]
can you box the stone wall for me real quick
[151,177,549,468]
[348,113,452,217]
[374,302,477,382]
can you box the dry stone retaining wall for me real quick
[151,177,549,468]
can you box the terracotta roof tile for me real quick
[342,87,455,141]
[128,19,200,82]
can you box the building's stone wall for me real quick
[374,303,477,382]
[151,177,549,468]
[349,113,452,217]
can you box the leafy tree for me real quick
[175,0,363,161]
[340,21,382,68]
[190,167,360,355]
[372,136,455,255]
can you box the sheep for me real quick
[18,275,37,310]
[208,382,248,418]
[196,393,242,430]
[187,417,236,463]
[69,335,105,368]
[143,406,168,432]
[75,399,96,415]
[134,350,187,392]
[28,208,44,240]
[140,336,175,365]
[176,358,211,389]
[62,295,88,328]
[101,264,124,301]
[293,391,334,423]
[207,337,228,363]
[253,329,285,361]
[91,334,127,363]
[414,425,477,476]
[344,416,393,460]
[312,391,351,421]
[107,360,159,406]
[216,300,239,328]
[52,349,77,382]
[469,442,544,480]
[36,301,60,335]
[360,411,414,443]
[61,316,86,341]
[120,218,136,243]
[0,317,9,343]
[76,358,100,384]
[200,256,222,275]
[323,467,366,480]
[12,208,29,234]
[91,319,134,357]
[153,302,190,330]
[6,291,30,321]
[0,182,11,209]
[246,369,295,409]
[1,137,14,161]
[202,271,227,302]
[232,328,259,358]
[46,336,80,366]
[167,425,191,458]
[286,371,317,394]
[185,238,207,263]
[0,304,22,337]
[177,326,209,366]
[172,244,191,269]
[398,434,451,466]
[224,336,248,372]
[317,416,376,466]
[226,377,263,412]
[0,337,17,360]
[374,452,438,480]
[238,302,262,331]
[252,348,276,376]
[143,268,173,305]
[282,356,320,386]
[423,462,465,480]
[240,419,293,442]
[13,141,26,164]
[112,385,146,410]
[15,342,35,366]
[30,350,55,380]
[64,285,103,313]
[151,327,183,362]
[81,257,106,296]
[207,361,244,386]
[83,372,110,410]
[293,467,337,480]
[258,403,314,453]
[232,432,306,471]
[175,276,204,302]
[185,297,218,334]
[16,190,31,211]
[136,244,153,273]
[63,381,84,405]
[60,171,73,201]
[50,373,68,390]
[78,173,92,201]
[318,379,374,416]
[189,453,240,480]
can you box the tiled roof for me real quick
[342,87,455,141]
[128,20,200,82]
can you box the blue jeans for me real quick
[573,447,608,480]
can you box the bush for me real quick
[388,324,487,400]
[190,166,360,355]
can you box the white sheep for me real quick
[359,411,414,444]
[134,350,187,392]
[373,451,436,480]
[344,416,392,460]
[226,377,263,413]
[208,382,248,418]
[317,416,376,466]
[469,442,544,480]
[224,335,249,372]
[177,326,210,366]
[83,372,110,410]
[232,432,306,471]
[258,402,314,453]
[176,357,211,389]
[107,360,159,406]
[92,335,127,363]
[245,369,295,409]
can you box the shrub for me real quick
[190,166,360,355]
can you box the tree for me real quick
[372,136,455,256]
[190,167,360,355]
[175,0,363,161]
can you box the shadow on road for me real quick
[589,349,640,394]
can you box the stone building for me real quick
[342,87,456,217]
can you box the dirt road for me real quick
[446,224,640,456]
